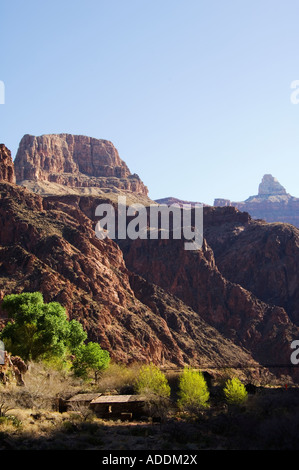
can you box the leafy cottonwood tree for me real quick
[0,293,109,378]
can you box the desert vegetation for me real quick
[1,292,299,450]
[0,357,299,450]
[0,361,299,450]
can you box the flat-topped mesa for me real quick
[0,144,16,184]
[14,134,148,196]
[258,174,287,196]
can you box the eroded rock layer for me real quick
[14,134,148,198]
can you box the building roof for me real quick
[67,393,102,402]
[90,394,146,404]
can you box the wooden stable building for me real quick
[90,394,147,420]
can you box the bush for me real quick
[177,368,210,414]
[135,363,171,419]
[223,377,248,406]
[135,363,171,398]
[13,361,85,410]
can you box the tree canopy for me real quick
[0,292,109,377]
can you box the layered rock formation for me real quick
[258,174,287,196]
[14,134,150,203]
[214,174,299,227]
[0,182,263,374]
[155,197,207,207]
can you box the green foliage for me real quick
[134,363,171,419]
[0,292,86,361]
[66,319,88,354]
[177,368,210,412]
[0,415,22,428]
[223,377,248,405]
[135,363,171,398]
[0,293,109,379]
[72,342,110,379]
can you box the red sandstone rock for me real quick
[1,140,299,383]
[14,134,148,196]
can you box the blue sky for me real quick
[1,0,299,205]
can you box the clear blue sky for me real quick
[1,0,299,205]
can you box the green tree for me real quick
[177,368,210,413]
[223,377,248,406]
[72,341,110,380]
[1,293,88,363]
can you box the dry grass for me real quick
[14,361,85,410]
[95,362,142,394]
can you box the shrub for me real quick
[135,363,171,419]
[14,361,85,410]
[96,362,142,394]
[177,368,210,414]
[135,363,170,398]
[223,377,248,406]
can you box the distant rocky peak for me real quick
[258,174,287,196]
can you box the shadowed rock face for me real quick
[203,207,299,326]
[0,145,16,184]
[117,205,299,379]
[14,134,148,197]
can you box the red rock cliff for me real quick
[14,134,148,196]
